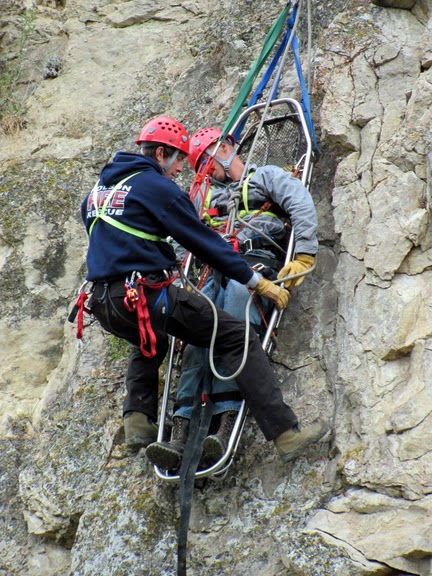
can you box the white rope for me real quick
[180,256,316,382]
[307,0,312,94]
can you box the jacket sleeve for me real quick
[255,166,318,255]
[158,193,254,285]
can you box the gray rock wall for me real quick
[0,0,431,574]
[307,1,432,573]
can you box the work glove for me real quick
[254,277,290,311]
[277,254,315,290]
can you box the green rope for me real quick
[221,2,291,138]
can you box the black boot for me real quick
[146,417,189,470]
[201,411,238,467]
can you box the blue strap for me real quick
[251,41,285,105]
[288,15,319,153]
[232,35,288,142]
[152,287,168,320]
[232,4,319,155]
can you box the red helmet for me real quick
[136,116,189,154]
[188,127,235,172]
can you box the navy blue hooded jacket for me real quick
[81,152,254,284]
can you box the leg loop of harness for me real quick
[123,272,174,359]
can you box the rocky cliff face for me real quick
[0,0,431,575]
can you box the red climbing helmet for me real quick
[188,127,235,172]
[136,116,190,155]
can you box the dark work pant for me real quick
[89,279,298,441]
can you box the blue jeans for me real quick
[175,276,270,418]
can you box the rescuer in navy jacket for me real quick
[81,115,307,462]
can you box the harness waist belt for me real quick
[93,269,174,285]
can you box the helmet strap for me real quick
[141,144,179,174]
[162,148,179,174]
[205,146,236,179]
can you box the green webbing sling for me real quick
[221,2,291,138]
[89,172,167,242]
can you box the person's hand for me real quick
[254,277,290,311]
[277,254,315,289]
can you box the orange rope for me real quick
[188,157,215,218]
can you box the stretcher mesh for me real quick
[237,103,307,171]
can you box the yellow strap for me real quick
[89,172,166,242]
[95,214,167,241]
[202,171,279,227]
[203,185,226,228]
[238,209,280,219]
[204,185,213,211]
[241,171,255,213]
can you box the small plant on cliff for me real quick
[0,7,37,135]
[107,334,132,363]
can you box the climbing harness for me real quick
[69,172,173,344]
[89,172,167,242]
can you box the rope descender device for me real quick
[124,272,140,312]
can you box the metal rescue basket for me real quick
[154,97,315,482]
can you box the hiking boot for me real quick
[146,417,189,470]
[274,418,329,462]
[201,411,238,467]
[124,411,157,449]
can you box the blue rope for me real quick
[232,35,288,142]
[290,27,319,153]
[232,4,319,154]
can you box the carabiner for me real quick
[124,285,139,312]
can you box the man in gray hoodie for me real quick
[146,127,327,471]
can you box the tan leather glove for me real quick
[277,254,315,289]
[254,277,290,311]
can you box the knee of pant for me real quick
[226,279,247,301]
[182,344,207,370]
[211,378,238,393]
[224,281,250,319]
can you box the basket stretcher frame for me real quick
[154,98,315,482]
